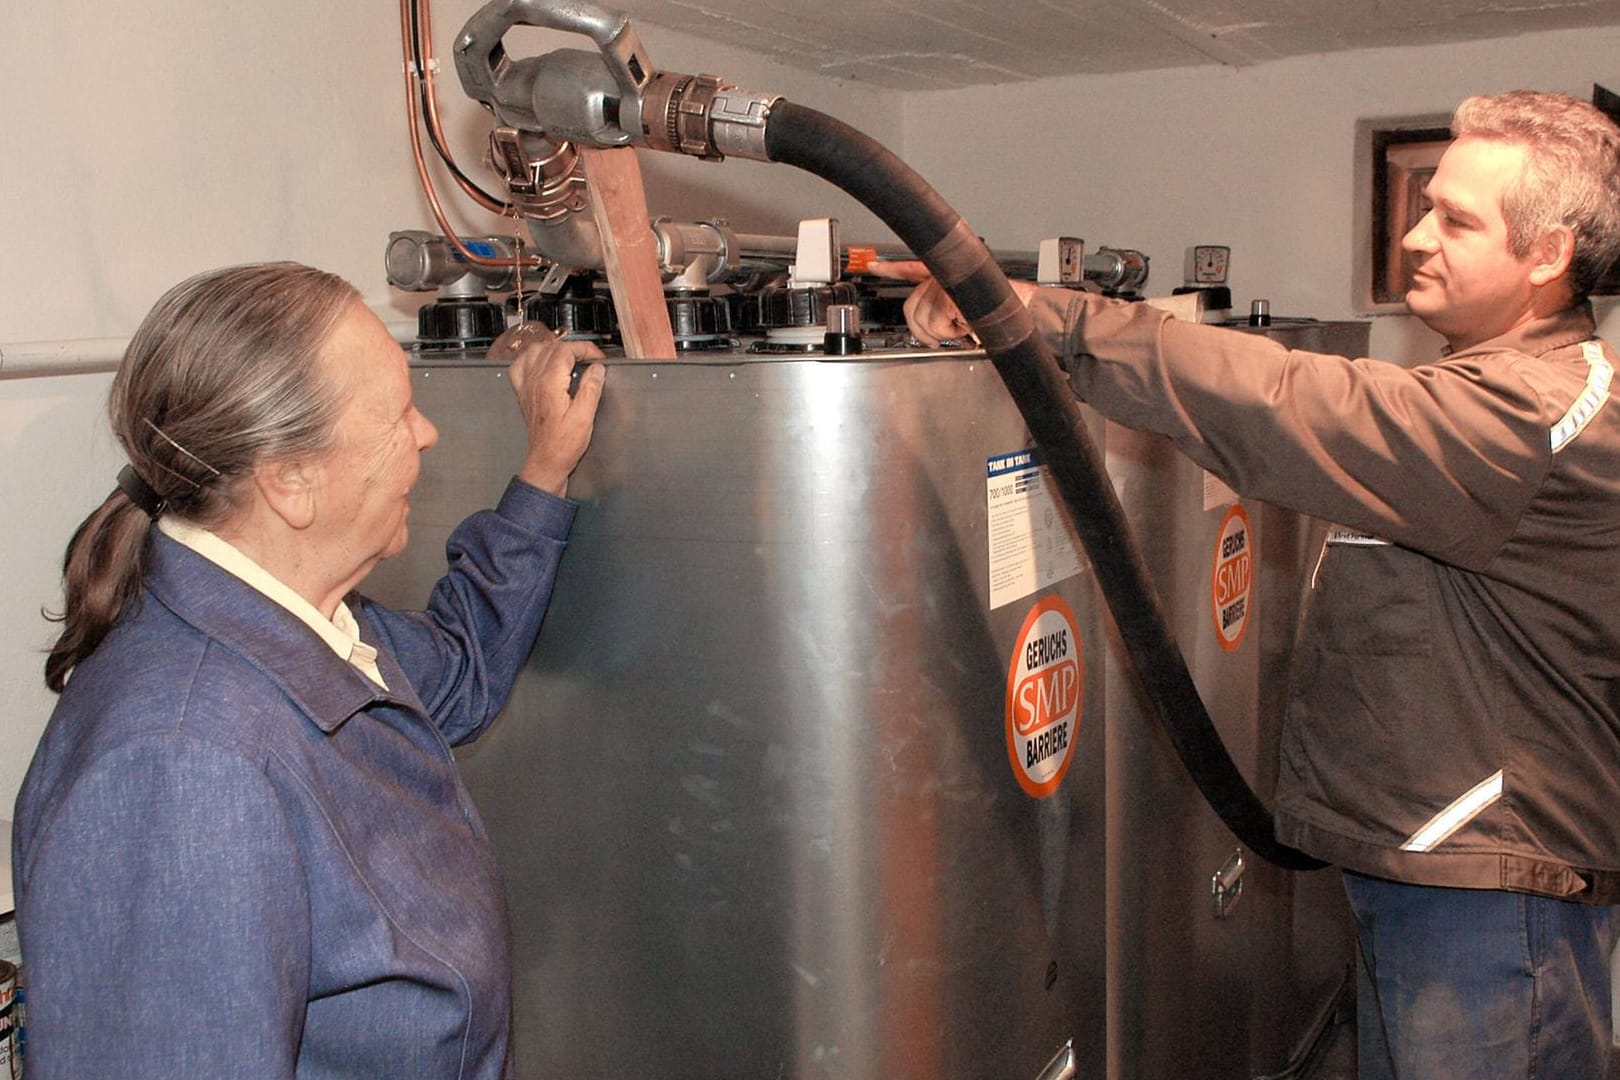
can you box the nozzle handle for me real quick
[455,0,655,120]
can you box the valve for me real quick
[385,230,524,292]
[1088,246,1150,296]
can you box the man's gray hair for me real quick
[1453,90,1620,303]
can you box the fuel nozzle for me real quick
[454,0,780,165]
[453,0,653,144]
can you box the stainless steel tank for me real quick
[1102,318,1368,1079]
[365,345,1110,1079]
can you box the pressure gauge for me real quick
[1185,244,1231,286]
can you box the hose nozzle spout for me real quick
[455,0,780,162]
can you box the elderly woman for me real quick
[12,261,604,1077]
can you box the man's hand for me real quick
[489,323,606,497]
[865,260,1040,347]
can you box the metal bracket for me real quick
[1035,1040,1077,1080]
[1212,849,1246,919]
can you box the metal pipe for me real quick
[399,0,543,271]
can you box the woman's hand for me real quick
[489,323,606,497]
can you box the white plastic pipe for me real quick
[1,316,421,380]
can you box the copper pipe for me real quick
[399,0,540,270]
[414,0,510,214]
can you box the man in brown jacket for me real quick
[885,90,1620,1078]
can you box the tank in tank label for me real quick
[1203,469,1240,512]
[1212,504,1254,652]
[1005,595,1084,798]
[986,449,1084,609]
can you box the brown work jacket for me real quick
[1032,289,1620,902]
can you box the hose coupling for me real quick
[640,71,780,162]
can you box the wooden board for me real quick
[580,146,677,359]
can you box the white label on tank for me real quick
[986,449,1083,610]
[1203,469,1239,512]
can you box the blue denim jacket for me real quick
[13,478,575,1078]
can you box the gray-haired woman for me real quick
[13,261,604,1077]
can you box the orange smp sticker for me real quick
[1211,504,1253,652]
[1005,595,1084,798]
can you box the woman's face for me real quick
[307,302,439,588]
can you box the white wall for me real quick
[0,1,900,814]
[898,25,1620,359]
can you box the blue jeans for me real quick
[1344,872,1617,1080]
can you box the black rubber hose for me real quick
[763,100,1323,872]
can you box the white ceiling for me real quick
[606,0,1620,90]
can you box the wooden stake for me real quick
[580,146,677,359]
